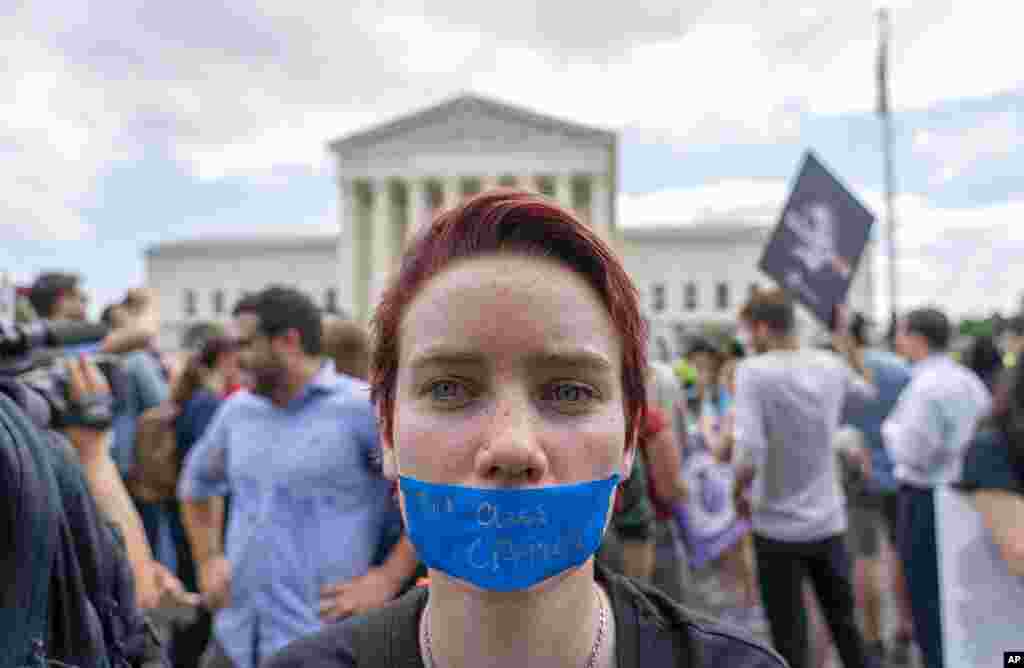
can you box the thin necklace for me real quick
[423,586,609,668]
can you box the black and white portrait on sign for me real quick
[758,151,875,325]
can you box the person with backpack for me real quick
[267,190,785,668]
[1,355,177,667]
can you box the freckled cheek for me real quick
[391,408,480,480]
[547,424,626,478]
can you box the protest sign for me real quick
[759,151,875,326]
[674,438,750,570]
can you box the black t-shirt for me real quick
[266,563,785,668]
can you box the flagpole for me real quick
[877,8,898,334]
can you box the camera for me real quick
[0,318,117,430]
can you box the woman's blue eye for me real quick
[429,380,463,401]
[548,383,594,402]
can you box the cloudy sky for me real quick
[3,0,1021,320]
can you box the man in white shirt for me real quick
[732,288,876,668]
[882,307,991,668]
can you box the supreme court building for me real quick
[329,94,617,323]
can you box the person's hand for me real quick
[843,445,873,482]
[732,465,754,519]
[63,355,113,462]
[319,568,404,622]
[122,287,155,311]
[139,560,202,610]
[198,555,232,612]
[831,303,850,338]
[674,475,689,504]
[734,486,752,519]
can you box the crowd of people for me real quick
[4,188,1023,668]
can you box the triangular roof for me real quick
[328,92,615,153]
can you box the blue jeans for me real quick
[897,485,943,668]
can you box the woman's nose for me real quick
[474,395,548,486]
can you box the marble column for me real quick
[480,175,499,193]
[554,173,573,210]
[406,178,431,241]
[368,179,394,310]
[441,176,461,211]
[335,178,358,319]
[590,172,611,241]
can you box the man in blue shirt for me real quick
[839,314,914,665]
[178,286,418,668]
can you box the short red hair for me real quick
[369,188,648,450]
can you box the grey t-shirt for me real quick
[734,349,874,542]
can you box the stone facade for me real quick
[146,224,876,360]
[145,236,342,350]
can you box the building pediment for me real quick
[329,93,615,164]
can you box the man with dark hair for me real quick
[882,307,991,668]
[178,286,418,668]
[732,288,877,668]
[29,273,159,354]
[29,272,88,321]
[900,308,951,351]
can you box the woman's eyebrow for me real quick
[407,348,614,374]
[408,348,485,372]
[526,350,614,373]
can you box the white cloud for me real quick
[0,35,120,240]
[619,179,1024,318]
[2,0,1021,243]
[892,0,1024,110]
[913,112,1022,183]
[12,0,1024,177]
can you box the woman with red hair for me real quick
[268,190,784,668]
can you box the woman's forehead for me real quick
[399,254,621,366]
